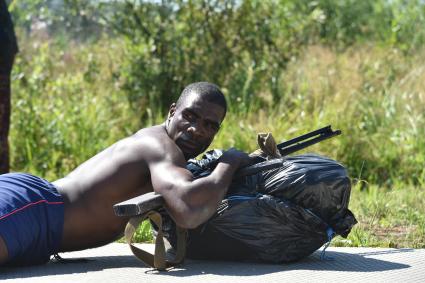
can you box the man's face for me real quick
[167,94,225,160]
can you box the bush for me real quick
[8,0,425,185]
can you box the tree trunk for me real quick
[0,0,18,174]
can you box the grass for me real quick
[8,35,425,247]
[334,182,425,248]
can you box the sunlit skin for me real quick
[0,89,251,262]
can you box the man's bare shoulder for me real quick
[134,124,166,138]
[129,124,184,164]
[133,124,169,149]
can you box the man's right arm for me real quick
[146,142,250,229]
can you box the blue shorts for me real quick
[0,173,64,266]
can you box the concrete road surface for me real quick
[1,243,424,283]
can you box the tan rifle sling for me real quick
[124,211,187,271]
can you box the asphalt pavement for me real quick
[1,243,424,283]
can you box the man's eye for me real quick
[183,112,194,121]
[208,123,220,132]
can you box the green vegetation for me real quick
[7,0,425,247]
[337,183,425,248]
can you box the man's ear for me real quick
[167,103,177,120]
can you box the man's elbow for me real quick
[172,206,209,229]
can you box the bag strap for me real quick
[124,211,186,271]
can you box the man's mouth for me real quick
[177,133,208,157]
[178,133,198,147]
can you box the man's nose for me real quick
[187,122,206,137]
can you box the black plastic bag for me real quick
[160,152,357,263]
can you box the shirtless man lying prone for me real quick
[0,82,251,266]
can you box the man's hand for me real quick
[219,148,254,169]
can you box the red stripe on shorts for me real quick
[0,199,64,221]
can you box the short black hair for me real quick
[176,82,227,116]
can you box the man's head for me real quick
[166,82,227,160]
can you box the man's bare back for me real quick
[0,82,251,265]
[53,126,163,251]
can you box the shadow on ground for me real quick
[0,248,413,280]
[162,249,413,277]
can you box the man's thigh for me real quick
[0,235,8,265]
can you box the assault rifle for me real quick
[113,125,341,270]
[114,125,341,217]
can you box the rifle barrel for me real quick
[279,128,341,156]
[277,125,336,150]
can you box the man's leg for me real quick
[0,235,8,265]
